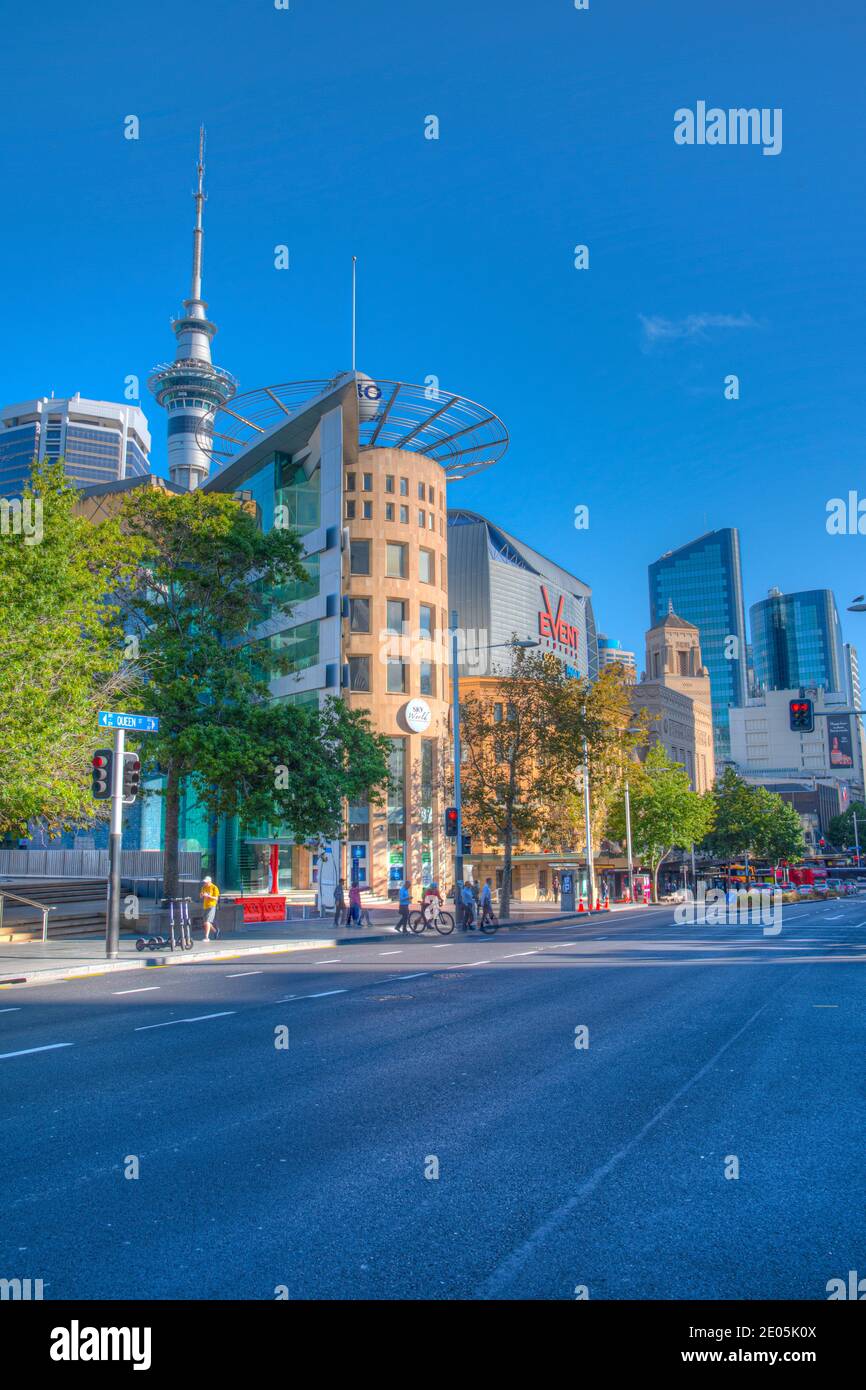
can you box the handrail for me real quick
[0,890,56,944]
[0,889,55,911]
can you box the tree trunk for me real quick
[501,816,514,923]
[163,760,182,901]
[652,860,660,904]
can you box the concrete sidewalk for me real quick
[0,901,640,988]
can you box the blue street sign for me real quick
[98,711,160,733]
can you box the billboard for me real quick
[827,714,854,770]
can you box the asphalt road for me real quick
[1,897,864,1300]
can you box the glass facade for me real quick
[648,528,747,764]
[750,589,844,694]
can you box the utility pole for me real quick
[582,732,594,907]
[106,726,125,960]
[624,777,635,903]
[853,809,861,867]
[451,610,463,892]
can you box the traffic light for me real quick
[789,698,814,732]
[122,752,142,804]
[444,807,458,838]
[91,749,113,800]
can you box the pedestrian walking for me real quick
[460,881,476,930]
[348,881,362,925]
[200,875,220,942]
[552,872,560,903]
[333,878,346,927]
[480,876,494,927]
[396,881,411,932]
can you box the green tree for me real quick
[610,743,715,902]
[113,486,390,896]
[458,645,591,920]
[750,789,806,871]
[703,767,761,883]
[827,800,866,852]
[0,460,135,835]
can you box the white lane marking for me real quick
[306,990,347,999]
[112,986,160,996]
[379,950,402,956]
[275,996,299,1002]
[501,951,538,958]
[225,971,263,978]
[825,914,844,921]
[466,960,491,966]
[135,1011,236,1032]
[312,958,342,964]
[477,993,777,1297]
[0,1043,72,1060]
[391,973,428,980]
[431,944,449,948]
[0,1007,22,1013]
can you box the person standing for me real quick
[333,878,346,927]
[460,881,476,930]
[396,880,411,933]
[200,875,220,942]
[552,872,560,903]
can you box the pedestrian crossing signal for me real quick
[789,698,814,732]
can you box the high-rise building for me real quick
[750,587,845,695]
[148,129,236,491]
[0,393,150,496]
[648,528,747,764]
[597,634,637,681]
[844,642,866,792]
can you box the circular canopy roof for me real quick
[200,374,509,480]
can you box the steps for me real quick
[0,879,107,942]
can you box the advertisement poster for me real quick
[828,714,854,769]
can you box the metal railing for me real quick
[0,890,55,943]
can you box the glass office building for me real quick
[648,528,748,764]
[750,588,845,695]
[0,394,151,496]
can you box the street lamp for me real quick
[450,614,539,891]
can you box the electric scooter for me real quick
[135,896,194,952]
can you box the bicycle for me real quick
[409,906,455,935]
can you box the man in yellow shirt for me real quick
[200,876,220,942]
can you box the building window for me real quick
[400,477,409,496]
[349,597,370,633]
[346,472,356,491]
[420,661,434,696]
[386,502,394,522]
[350,540,370,575]
[419,548,434,584]
[418,481,425,500]
[386,542,407,579]
[419,603,434,638]
[418,509,425,527]
[494,702,503,722]
[363,472,373,491]
[385,475,395,493]
[349,656,370,691]
[363,500,373,519]
[428,512,434,530]
[400,505,409,524]
[387,661,407,694]
[386,599,406,635]
[388,736,407,829]
[346,499,356,520]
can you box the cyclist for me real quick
[421,881,443,929]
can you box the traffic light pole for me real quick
[451,610,463,892]
[106,726,125,960]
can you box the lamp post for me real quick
[623,776,635,903]
[582,730,594,907]
[450,615,539,895]
[853,808,861,867]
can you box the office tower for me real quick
[750,587,845,695]
[0,393,150,496]
[648,528,747,764]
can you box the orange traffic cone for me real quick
[577,894,586,913]
[603,893,611,911]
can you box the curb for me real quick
[0,937,345,988]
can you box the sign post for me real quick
[98,712,160,960]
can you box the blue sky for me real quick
[2,0,865,663]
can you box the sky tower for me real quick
[148,128,236,490]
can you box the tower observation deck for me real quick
[148,128,236,490]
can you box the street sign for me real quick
[98,711,160,733]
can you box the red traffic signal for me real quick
[91,750,113,800]
[789,698,814,732]
[444,807,458,838]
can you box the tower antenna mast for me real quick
[352,255,357,371]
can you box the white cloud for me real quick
[639,312,760,347]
